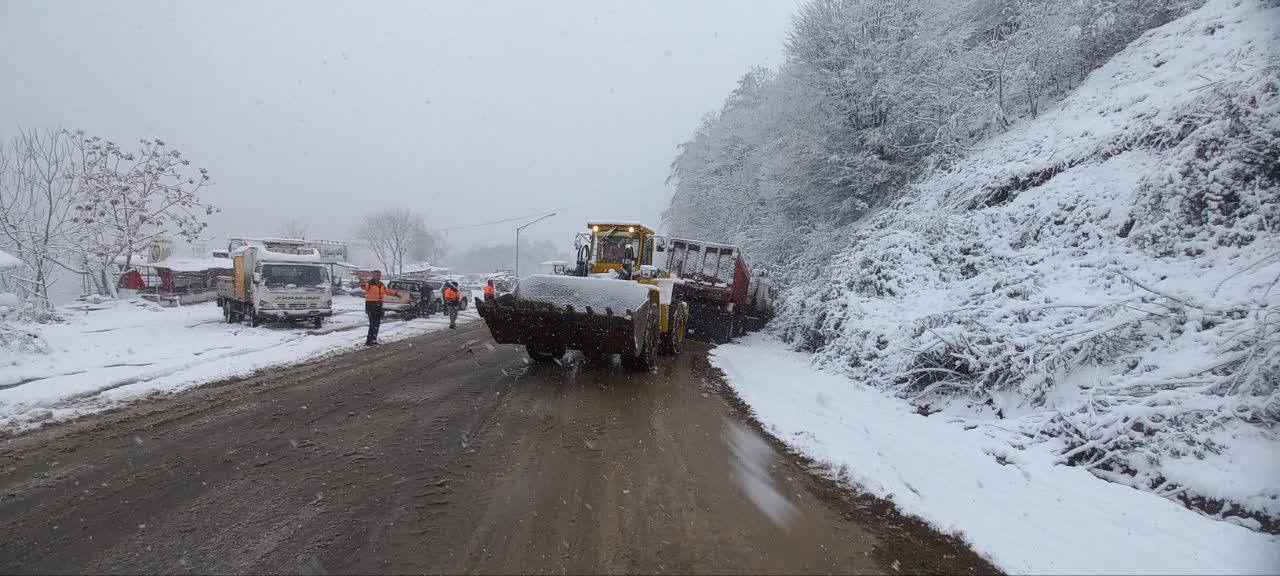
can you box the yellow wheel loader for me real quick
[475,221,690,370]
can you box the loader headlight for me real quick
[591,225,599,232]
[628,226,634,233]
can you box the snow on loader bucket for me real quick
[475,274,660,370]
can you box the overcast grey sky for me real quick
[0,0,798,264]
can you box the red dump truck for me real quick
[661,237,773,344]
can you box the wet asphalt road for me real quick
[0,319,995,574]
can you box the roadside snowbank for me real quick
[0,296,475,431]
[712,334,1280,574]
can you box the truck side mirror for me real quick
[253,272,262,284]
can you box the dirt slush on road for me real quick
[0,320,996,574]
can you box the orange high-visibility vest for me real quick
[483,284,495,298]
[443,286,460,302]
[362,282,399,303]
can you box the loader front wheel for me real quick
[622,321,658,372]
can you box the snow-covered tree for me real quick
[0,129,84,316]
[71,132,217,295]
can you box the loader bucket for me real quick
[476,294,656,356]
[474,274,659,366]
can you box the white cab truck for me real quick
[216,240,333,328]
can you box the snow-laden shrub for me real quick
[773,0,1280,527]
[0,322,49,357]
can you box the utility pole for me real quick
[515,212,556,278]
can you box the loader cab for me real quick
[585,222,655,277]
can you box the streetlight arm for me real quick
[517,212,557,233]
[515,212,557,278]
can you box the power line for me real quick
[437,211,556,232]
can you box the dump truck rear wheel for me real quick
[712,314,733,344]
[660,300,688,355]
[527,347,563,363]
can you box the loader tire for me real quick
[622,318,658,372]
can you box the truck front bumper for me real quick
[258,309,333,319]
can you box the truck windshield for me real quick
[261,264,327,288]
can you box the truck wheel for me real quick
[660,300,688,355]
[713,314,733,345]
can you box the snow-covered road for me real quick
[0,296,476,431]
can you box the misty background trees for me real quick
[664,0,1197,277]
[278,218,309,240]
[354,208,433,275]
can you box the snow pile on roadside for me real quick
[515,274,652,315]
[712,335,1280,574]
[776,0,1280,524]
[0,248,19,269]
[0,296,474,431]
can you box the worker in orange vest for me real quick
[483,278,496,302]
[442,281,462,329]
[360,271,400,345]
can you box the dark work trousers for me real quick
[447,302,459,328]
[366,301,384,344]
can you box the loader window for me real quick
[261,264,327,288]
[596,234,634,263]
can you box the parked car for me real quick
[384,278,439,319]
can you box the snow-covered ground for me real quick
[713,334,1280,575]
[0,295,477,431]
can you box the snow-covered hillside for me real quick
[775,0,1279,531]
[0,297,476,431]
